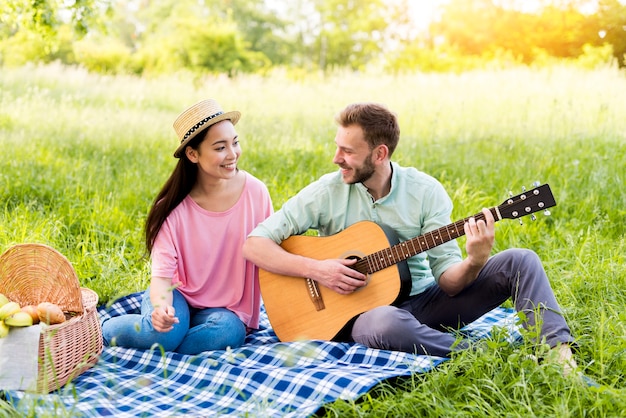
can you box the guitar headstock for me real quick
[497,183,556,220]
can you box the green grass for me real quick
[1,63,625,416]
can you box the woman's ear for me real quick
[185,146,198,162]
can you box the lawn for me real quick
[1,63,625,416]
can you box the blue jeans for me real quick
[101,289,246,355]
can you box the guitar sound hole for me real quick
[344,255,370,288]
[346,255,363,272]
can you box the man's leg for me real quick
[351,248,574,355]
[351,305,461,356]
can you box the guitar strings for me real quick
[353,209,495,275]
[352,189,547,275]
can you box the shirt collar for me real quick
[356,161,396,203]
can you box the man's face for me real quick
[332,124,375,184]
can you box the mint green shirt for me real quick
[249,162,463,296]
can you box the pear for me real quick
[0,321,9,338]
[0,301,21,321]
[5,311,34,327]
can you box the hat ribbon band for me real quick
[181,111,224,142]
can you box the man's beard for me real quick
[344,153,375,185]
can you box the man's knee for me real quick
[501,248,542,266]
[352,306,414,348]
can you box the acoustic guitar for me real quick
[259,183,556,342]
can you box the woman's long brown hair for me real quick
[144,128,208,254]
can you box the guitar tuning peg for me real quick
[519,218,523,225]
[544,209,551,216]
[531,214,537,221]
[508,190,513,197]
[521,186,526,192]
[533,181,540,187]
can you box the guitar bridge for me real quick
[305,278,325,311]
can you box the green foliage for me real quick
[574,43,616,69]
[597,0,626,67]
[0,29,49,66]
[73,36,134,74]
[312,0,390,71]
[221,0,294,66]
[430,0,604,64]
[387,44,524,74]
[117,2,271,77]
[2,0,626,74]
[13,0,106,33]
[0,0,109,66]
[175,19,270,76]
[0,23,79,67]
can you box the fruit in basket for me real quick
[0,293,9,307]
[0,321,8,338]
[21,305,40,324]
[0,301,21,321]
[4,311,34,327]
[37,302,66,325]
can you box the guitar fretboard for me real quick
[353,207,499,275]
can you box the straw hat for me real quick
[172,99,241,158]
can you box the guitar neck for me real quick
[354,207,500,275]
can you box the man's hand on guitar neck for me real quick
[439,208,496,296]
[464,207,496,267]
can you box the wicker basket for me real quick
[0,244,83,314]
[0,243,103,393]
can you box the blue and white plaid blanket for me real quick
[4,292,521,417]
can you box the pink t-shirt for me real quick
[151,171,272,329]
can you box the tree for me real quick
[429,0,606,64]
[531,4,601,58]
[220,0,294,66]
[0,0,110,65]
[257,0,392,72]
[312,0,390,71]
[597,0,626,66]
[1,0,107,35]
[129,0,270,76]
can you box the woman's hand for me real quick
[151,305,179,332]
[149,276,178,332]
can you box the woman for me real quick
[102,99,273,354]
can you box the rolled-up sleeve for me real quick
[248,180,331,243]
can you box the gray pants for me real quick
[351,248,574,357]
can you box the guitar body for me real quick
[260,221,412,342]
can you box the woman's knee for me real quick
[178,309,246,353]
[212,309,246,343]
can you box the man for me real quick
[243,102,578,374]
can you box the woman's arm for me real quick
[149,276,179,332]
